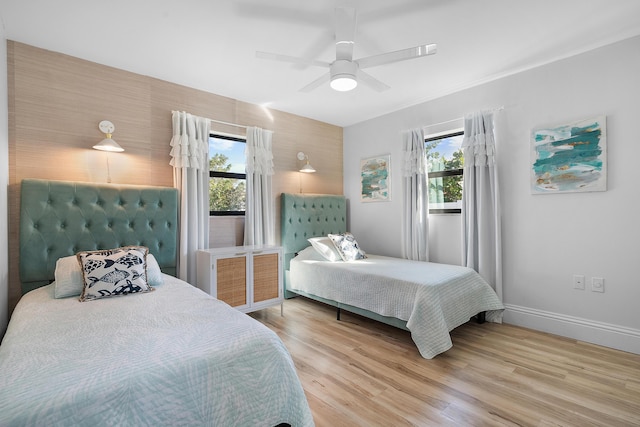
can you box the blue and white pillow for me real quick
[77,246,153,301]
[54,252,163,299]
[328,232,367,261]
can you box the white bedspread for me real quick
[290,247,504,359]
[0,275,314,427]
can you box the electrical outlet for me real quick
[573,274,585,290]
[592,277,604,293]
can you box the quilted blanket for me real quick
[0,275,314,427]
[290,246,504,359]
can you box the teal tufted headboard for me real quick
[19,179,178,294]
[280,193,347,293]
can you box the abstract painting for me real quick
[531,116,606,194]
[361,154,390,202]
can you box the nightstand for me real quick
[196,245,283,314]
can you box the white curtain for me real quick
[244,126,275,246]
[461,111,502,299]
[401,128,429,261]
[169,111,210,284]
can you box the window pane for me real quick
[425,133,464,172]
[428,175,463,210]
[209,177,246,212]
[425,132,464,212]
[209,136,246,173]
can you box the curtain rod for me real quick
[424,106,504,130]
[210,118,248,129]
[209,118,274,134]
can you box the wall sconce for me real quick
[93,120,124,183]
[297,151,316,173]
[93,120,124,152]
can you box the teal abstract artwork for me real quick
[531,116,606,193]
[361,154,390,202]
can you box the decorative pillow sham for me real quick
[308,236,342,262]
[54,252,163,299]
[77,246,153,301]
[328,232,367,261]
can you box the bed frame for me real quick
[280,192,410,330]
[19,179,178,294]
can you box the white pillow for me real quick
[307,236,342,262]
[54,251,164,299]
[328,232,367,261]
[77,246,153,302]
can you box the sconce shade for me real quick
[93,138,124,152]
[297,151,316,173]
[94,120,124,152]
[299,162,316,173]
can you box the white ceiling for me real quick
[2,0,640,127]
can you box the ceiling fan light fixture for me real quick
[330,75,357,91]
[330,59,358,92]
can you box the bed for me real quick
[281,192,504,359]
[0,179,313,427]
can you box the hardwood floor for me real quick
[250,296,640,427]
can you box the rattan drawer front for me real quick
[253,253,279,302]
[216,256,247,307]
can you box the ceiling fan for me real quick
[256,7,437,92]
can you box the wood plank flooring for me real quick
[250,296,640,427]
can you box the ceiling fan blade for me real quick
[256,51,331,68]
[299,73,331,92]
[357,70,391,92]
[357,43,437,69]
[335,7,356,60]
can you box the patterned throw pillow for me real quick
[328,232,367,261]
[77,246,153,301]
[54,252,163,299]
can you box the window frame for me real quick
[425,130,464,215]
[209,133,246,217]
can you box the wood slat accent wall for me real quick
[7,41,343,313]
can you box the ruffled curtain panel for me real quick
[170,111,210,284]
[402,128,429,261]
[244,126,275,246]
[461,111,502,298]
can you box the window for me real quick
[425,130,464,214]
[209,133,246,216]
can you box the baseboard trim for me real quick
[503,304,640,355]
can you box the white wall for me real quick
[344,36,640,354]
[0,17,9,339]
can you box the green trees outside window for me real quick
[425,131,464,213]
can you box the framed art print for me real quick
[531,116,606,194]
[361,154,390,202]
